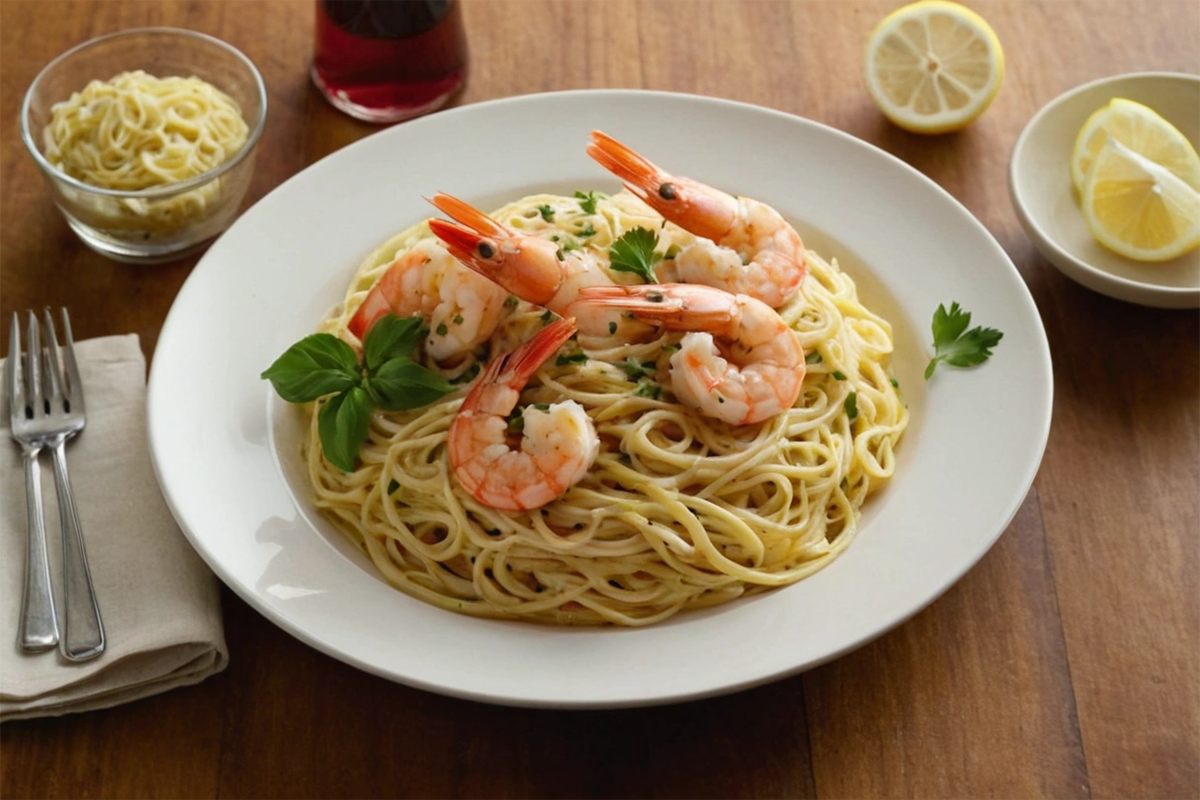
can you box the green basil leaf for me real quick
[367,359,454,411]
[317,387,372,473]
[363,315,427,372]
[261,334,360,402]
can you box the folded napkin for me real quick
[1,334,227,721]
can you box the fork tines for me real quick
[7,311,39,420]
[41,308,82,416]
[7,308,81,417]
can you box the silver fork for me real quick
[7,309,105,661]
[5,312,59,652]
[39,309,104,662]
[41,309,105,661]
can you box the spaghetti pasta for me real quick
[42,70,249,231]
[307,191,908,626]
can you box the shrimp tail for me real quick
[346,297,381,339]
[576,284,737,331]
[347,254,408,339]
[429,197,564,307]
[427,193,507,274]
[428,193,509,239]
[586,131,662,204]
[428,218,487,267]
[499,316,578,384]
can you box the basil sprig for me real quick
[262,315,453,472]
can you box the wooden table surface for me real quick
[2,1,1197,797]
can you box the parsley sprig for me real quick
[261,315,453,472]
[609,227,662,284]
[925,302,1004,380]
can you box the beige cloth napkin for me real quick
[1,334,227,721]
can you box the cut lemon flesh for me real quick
[1082,140,1200,262]
[1071,98,1200,194]
[863,0,1004,134]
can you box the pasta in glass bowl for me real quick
[20,28,267,263]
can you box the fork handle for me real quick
[49,441,105,661]
[19,449,60,651]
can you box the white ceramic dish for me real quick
[148,90,1052,708]
[1010,72,1200,309]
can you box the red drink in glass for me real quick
[312,0,468,124]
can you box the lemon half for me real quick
[1071,98,1200,194]
[863,0,1005,135]
[1081,140,1200,262]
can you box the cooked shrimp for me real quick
[347,238,508,362]
[587,131,806,308]
[427,193,648,345]
[577,284,805,425]
[449,317,600,511]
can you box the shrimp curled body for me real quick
[449,317,600,511]
[578,284,806,426]
[587,131,807,308]
[347,239,509,362]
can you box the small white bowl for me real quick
[1009,72,1199,309]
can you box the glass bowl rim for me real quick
[20,26,269,200]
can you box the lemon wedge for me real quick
[1071,98,1200,194]
[1081,140,1200,262]
[863,0,1005,134]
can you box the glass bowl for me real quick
[20,28,267,264]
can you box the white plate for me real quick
[1009,72,1200,309]
[148,90,1052,708]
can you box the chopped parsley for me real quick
[633,381,661,399]
[537,204,555,221]
[574,190,599,214]
[619,358,654,380]
[805,351,823,365]
[449,361,482,384]
[555,351,589,366]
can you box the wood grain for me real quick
[1,2,1197,798]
